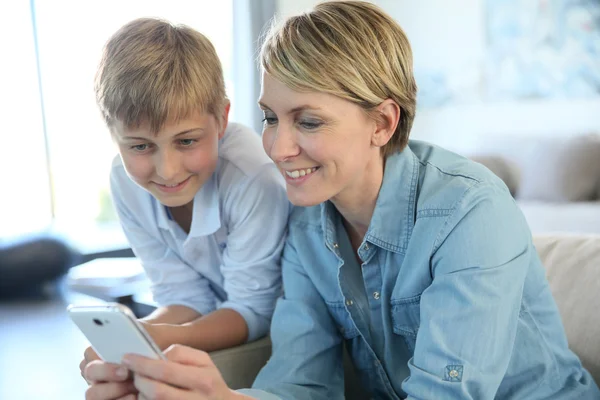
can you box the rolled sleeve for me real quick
[218,165,289,341]
[236,389,281,399]
[403,183,532,399]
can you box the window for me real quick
[0,2,52,237]
[29,0,233,252]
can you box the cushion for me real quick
[470,155,520,197]
[518,133,600,202]
[534,234,600,384]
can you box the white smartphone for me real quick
[68,303,166,364]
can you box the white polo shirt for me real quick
[110,123,289,341]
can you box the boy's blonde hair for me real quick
[95,18,226,133]
[260,1,417,157]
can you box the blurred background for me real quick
[0,0,599,399]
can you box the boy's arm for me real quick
[141,304,202,325]
[110,169,218,336]
[217,164,289,341]
[151,164,289,350]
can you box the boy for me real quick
[79,17,288,384]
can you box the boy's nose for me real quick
[155,151,179,182]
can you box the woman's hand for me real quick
[122,344,252,400]
[80,346,101,383]
[84,359,137,400]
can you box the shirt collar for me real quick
[367,145,419,254]
[155,173,222,237]
[319,144,420,254]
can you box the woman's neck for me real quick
[331,155,384,243]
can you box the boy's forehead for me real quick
[112,110,216,138]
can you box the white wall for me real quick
[275,0,600,153]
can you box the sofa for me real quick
[211,234,600,398]
[469,133,600,235]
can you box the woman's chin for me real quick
[288,190,327,208]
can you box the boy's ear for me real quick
[218,101,231,139]
[371,99,400,149]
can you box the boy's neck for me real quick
[169,202,194,234]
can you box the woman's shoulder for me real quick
[409,140,513,211]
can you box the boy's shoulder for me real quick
[217,123,273,177]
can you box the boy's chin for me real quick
[151,190,195,208]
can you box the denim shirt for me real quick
[241,141,600,400]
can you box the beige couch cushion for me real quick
[534,234,600,383]
[518,134,600,202]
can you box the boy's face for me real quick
[112,108,228,208]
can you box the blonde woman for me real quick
[84,2,599,399]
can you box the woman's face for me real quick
[259,73,384,207]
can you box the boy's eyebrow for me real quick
[122,128,204,141]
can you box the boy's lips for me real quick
[153,176,191,193]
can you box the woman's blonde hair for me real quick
[260,1,417,157]
[95,18,226,133]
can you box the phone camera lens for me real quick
[93,318,103,326]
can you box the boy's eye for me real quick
[131,144,149,152]
[179,139,196,146]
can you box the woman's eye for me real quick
[179,139,196,146]
[262,114,278,126]
[299,120,322,130]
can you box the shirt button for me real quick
[333,243,339,249]
[449,369,459,378]
[373,292,380,300]
[346,299,354,306]
[364,243,370,250]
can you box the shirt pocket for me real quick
[390,294,421,353]
[326,302,360,340]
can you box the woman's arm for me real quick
[243,233,346,400]
[402,183,533,400]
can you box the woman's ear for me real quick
[371,99,400,148]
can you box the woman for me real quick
[84,2,599,399]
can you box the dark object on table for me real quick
[0,235,81,298]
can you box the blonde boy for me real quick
[79,17,288,388]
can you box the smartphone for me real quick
[68,303,166,364]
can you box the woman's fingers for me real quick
[81,346,102,383]
[85,381,136,400]
[134,374,198,400]
[116,395,137,400]
[123,354,206,391]
[164,344,213,367]
[81,358,91,383]
[84,346,100,363]
[85,360,131,383]
[117,394,137,400]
